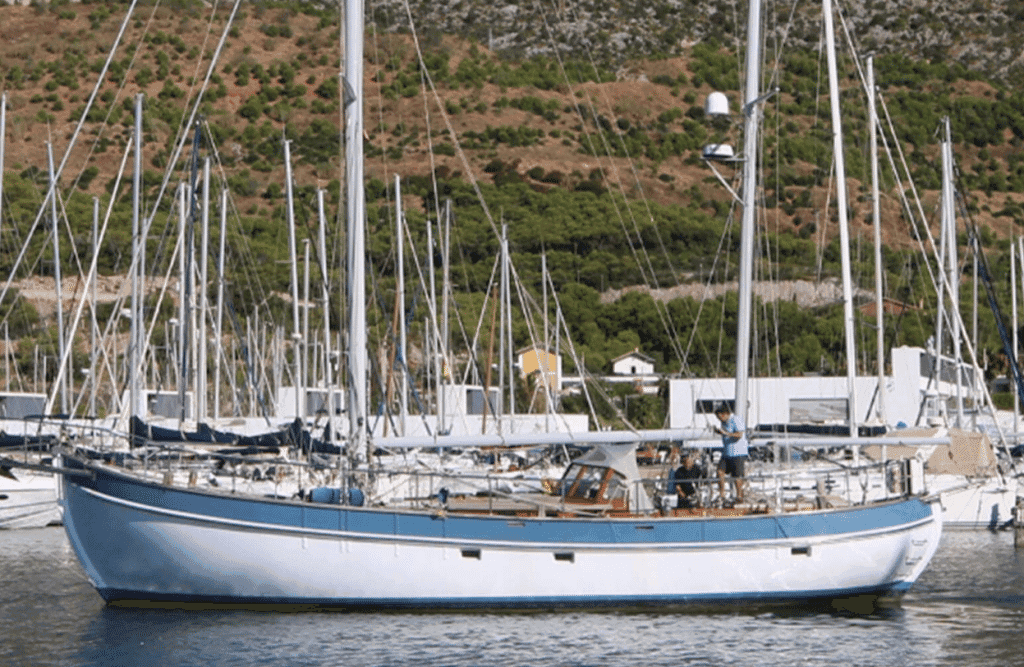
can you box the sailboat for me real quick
[0,407,61,529]
[0,466,61,529]
[55,0,942,608]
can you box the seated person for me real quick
[674,451,703,509]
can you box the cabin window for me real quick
[561,464,629,503]
[562,464,605,501]
[604,473,627,503]
[573,466,605,500]
[559,464,582,496]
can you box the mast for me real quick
[824,0,859,440]
[46,142,68,415]
[176,182,188,423]
[500,222,510,427]
[303,238,311,390]
[1018,237,1024,434]
[394,175,407,435]
[131,94,145,421]
[197,157,210,423]
[284,139,303,421]
[316,188,333,391]
[542,251,551,427]
[441,200,451,431]
[867,56,886,425]
[0,92,5,242]
[90,196,98,417]
[214,188,227,420]
[733,0,762,425]
[940,117,964,426]
[179,122,201,425]
[344,0,368,461]
[426,210,438,425]
[504,219,514,423]
[1013,233,1019,431]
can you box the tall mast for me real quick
[316,188,333,391]
[47,142,68,415]
[130,94,145,420]
[441,201,451,430]
[177,182,188,423]
[1017,238,1024,434]
[0,92,6,243]
[734,0,763,424]
[345,0,368,461]
[941,117,963,425]
[867,55,886,425]
[303,238,311,390]
[90,197,99,417]
[179,122,201,425]
[500,222,510,427]
[197,157,210,423]
[214,188,227,420]
[284,139,303,421]
[824,0,859,439]
[426,212,438,427]
[1013,233,1019,430]
[394,175,407,435]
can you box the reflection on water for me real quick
[1,527,1022,666]
[900,530,1024,667]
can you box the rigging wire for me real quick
[0,0,143,334]
[534,0,692,371]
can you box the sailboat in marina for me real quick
[52,0,944,609]
[0,393,61,529]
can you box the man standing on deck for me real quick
[713,403,747,505]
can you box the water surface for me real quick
[1,528,1021,666]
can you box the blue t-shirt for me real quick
[719,414,748,458]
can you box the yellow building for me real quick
[516,346,562,392]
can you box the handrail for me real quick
[25,419,932,518]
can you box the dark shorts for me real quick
[718,455,746,478]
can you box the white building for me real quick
[612,349,656,376]
[608,349,660,396]
[276,383,589,439]
[669,345,987,431]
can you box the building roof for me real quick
[611,349,656,365]
[516,345,559,356]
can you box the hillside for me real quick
[377,0,1024,85]
[1,1,1023,258]
[1,0,1023,411]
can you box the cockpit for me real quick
[558,462,630,508]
